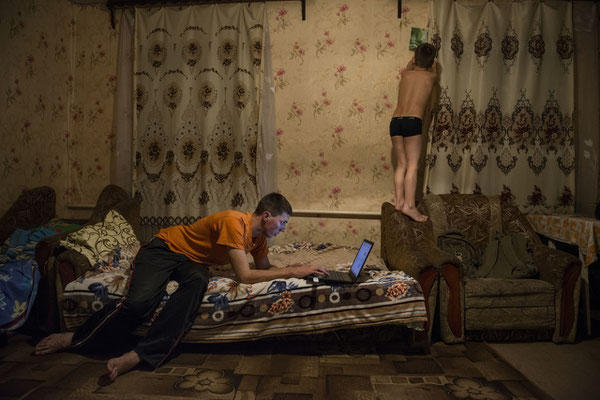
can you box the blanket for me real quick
[0,228,55,330]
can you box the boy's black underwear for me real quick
[389,116,422,137]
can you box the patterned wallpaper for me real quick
[0,0,119,219]
[269,0,429,249]
[0,0,429,251]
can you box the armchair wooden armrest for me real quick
[532,244,582,341]
[502,202,582,342]
[501,201,581,285]
[532,245,581,287]
[381,202,464,342]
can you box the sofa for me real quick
[381,194,582,343]
[45,196,428,344]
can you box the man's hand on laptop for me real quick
[288,263,329,278]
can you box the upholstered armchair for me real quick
[34,184,140,333]
[381,194,582,344]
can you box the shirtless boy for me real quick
[34,193,327,382]
[390,42,437,222]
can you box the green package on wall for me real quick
[409,27,429,50]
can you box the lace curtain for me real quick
[425,0,575,214]
[131,3,275,237]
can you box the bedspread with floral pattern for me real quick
[61,243,427,342]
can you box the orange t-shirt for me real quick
[155,210,268,265]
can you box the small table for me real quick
[528,214,600,336]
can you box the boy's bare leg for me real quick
[401,135,428,222]
[34,332,74,355]
[106,350,141,382]
[391,136,407,211]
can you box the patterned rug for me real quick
[0,333,552,400]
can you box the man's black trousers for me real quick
[71,237,210,368]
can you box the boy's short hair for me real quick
[254,192,292,216]
[414,43,436,68]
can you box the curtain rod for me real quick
[106,0,306,27]
[105,0,407,28]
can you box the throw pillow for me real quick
[60,209,138,266]
[92,241,140,272]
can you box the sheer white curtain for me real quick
[116,3,274,239]
[426,0,575,214]
[111,9,134,194]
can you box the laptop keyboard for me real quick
[327,270,352,281]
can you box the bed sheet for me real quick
[61,243,427,342]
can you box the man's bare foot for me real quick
[106,350,140,382]
[401,206,428,222]
[394,201,404,211]
[34,332,74,355]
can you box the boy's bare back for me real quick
[393,67,436,119]
[388,43,437,222]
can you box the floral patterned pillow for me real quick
[60,209,138,266]
[92,241,140,272]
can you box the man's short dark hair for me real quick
[254,192,292,216]
[414,43,436,68]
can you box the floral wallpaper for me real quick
[1,0,428,253]
[1,0,119,220]
[268,0,430,250]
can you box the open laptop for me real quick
[306,239,374,284]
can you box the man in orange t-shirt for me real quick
[35,193,328,382]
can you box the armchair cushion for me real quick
[465,276,555,330]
